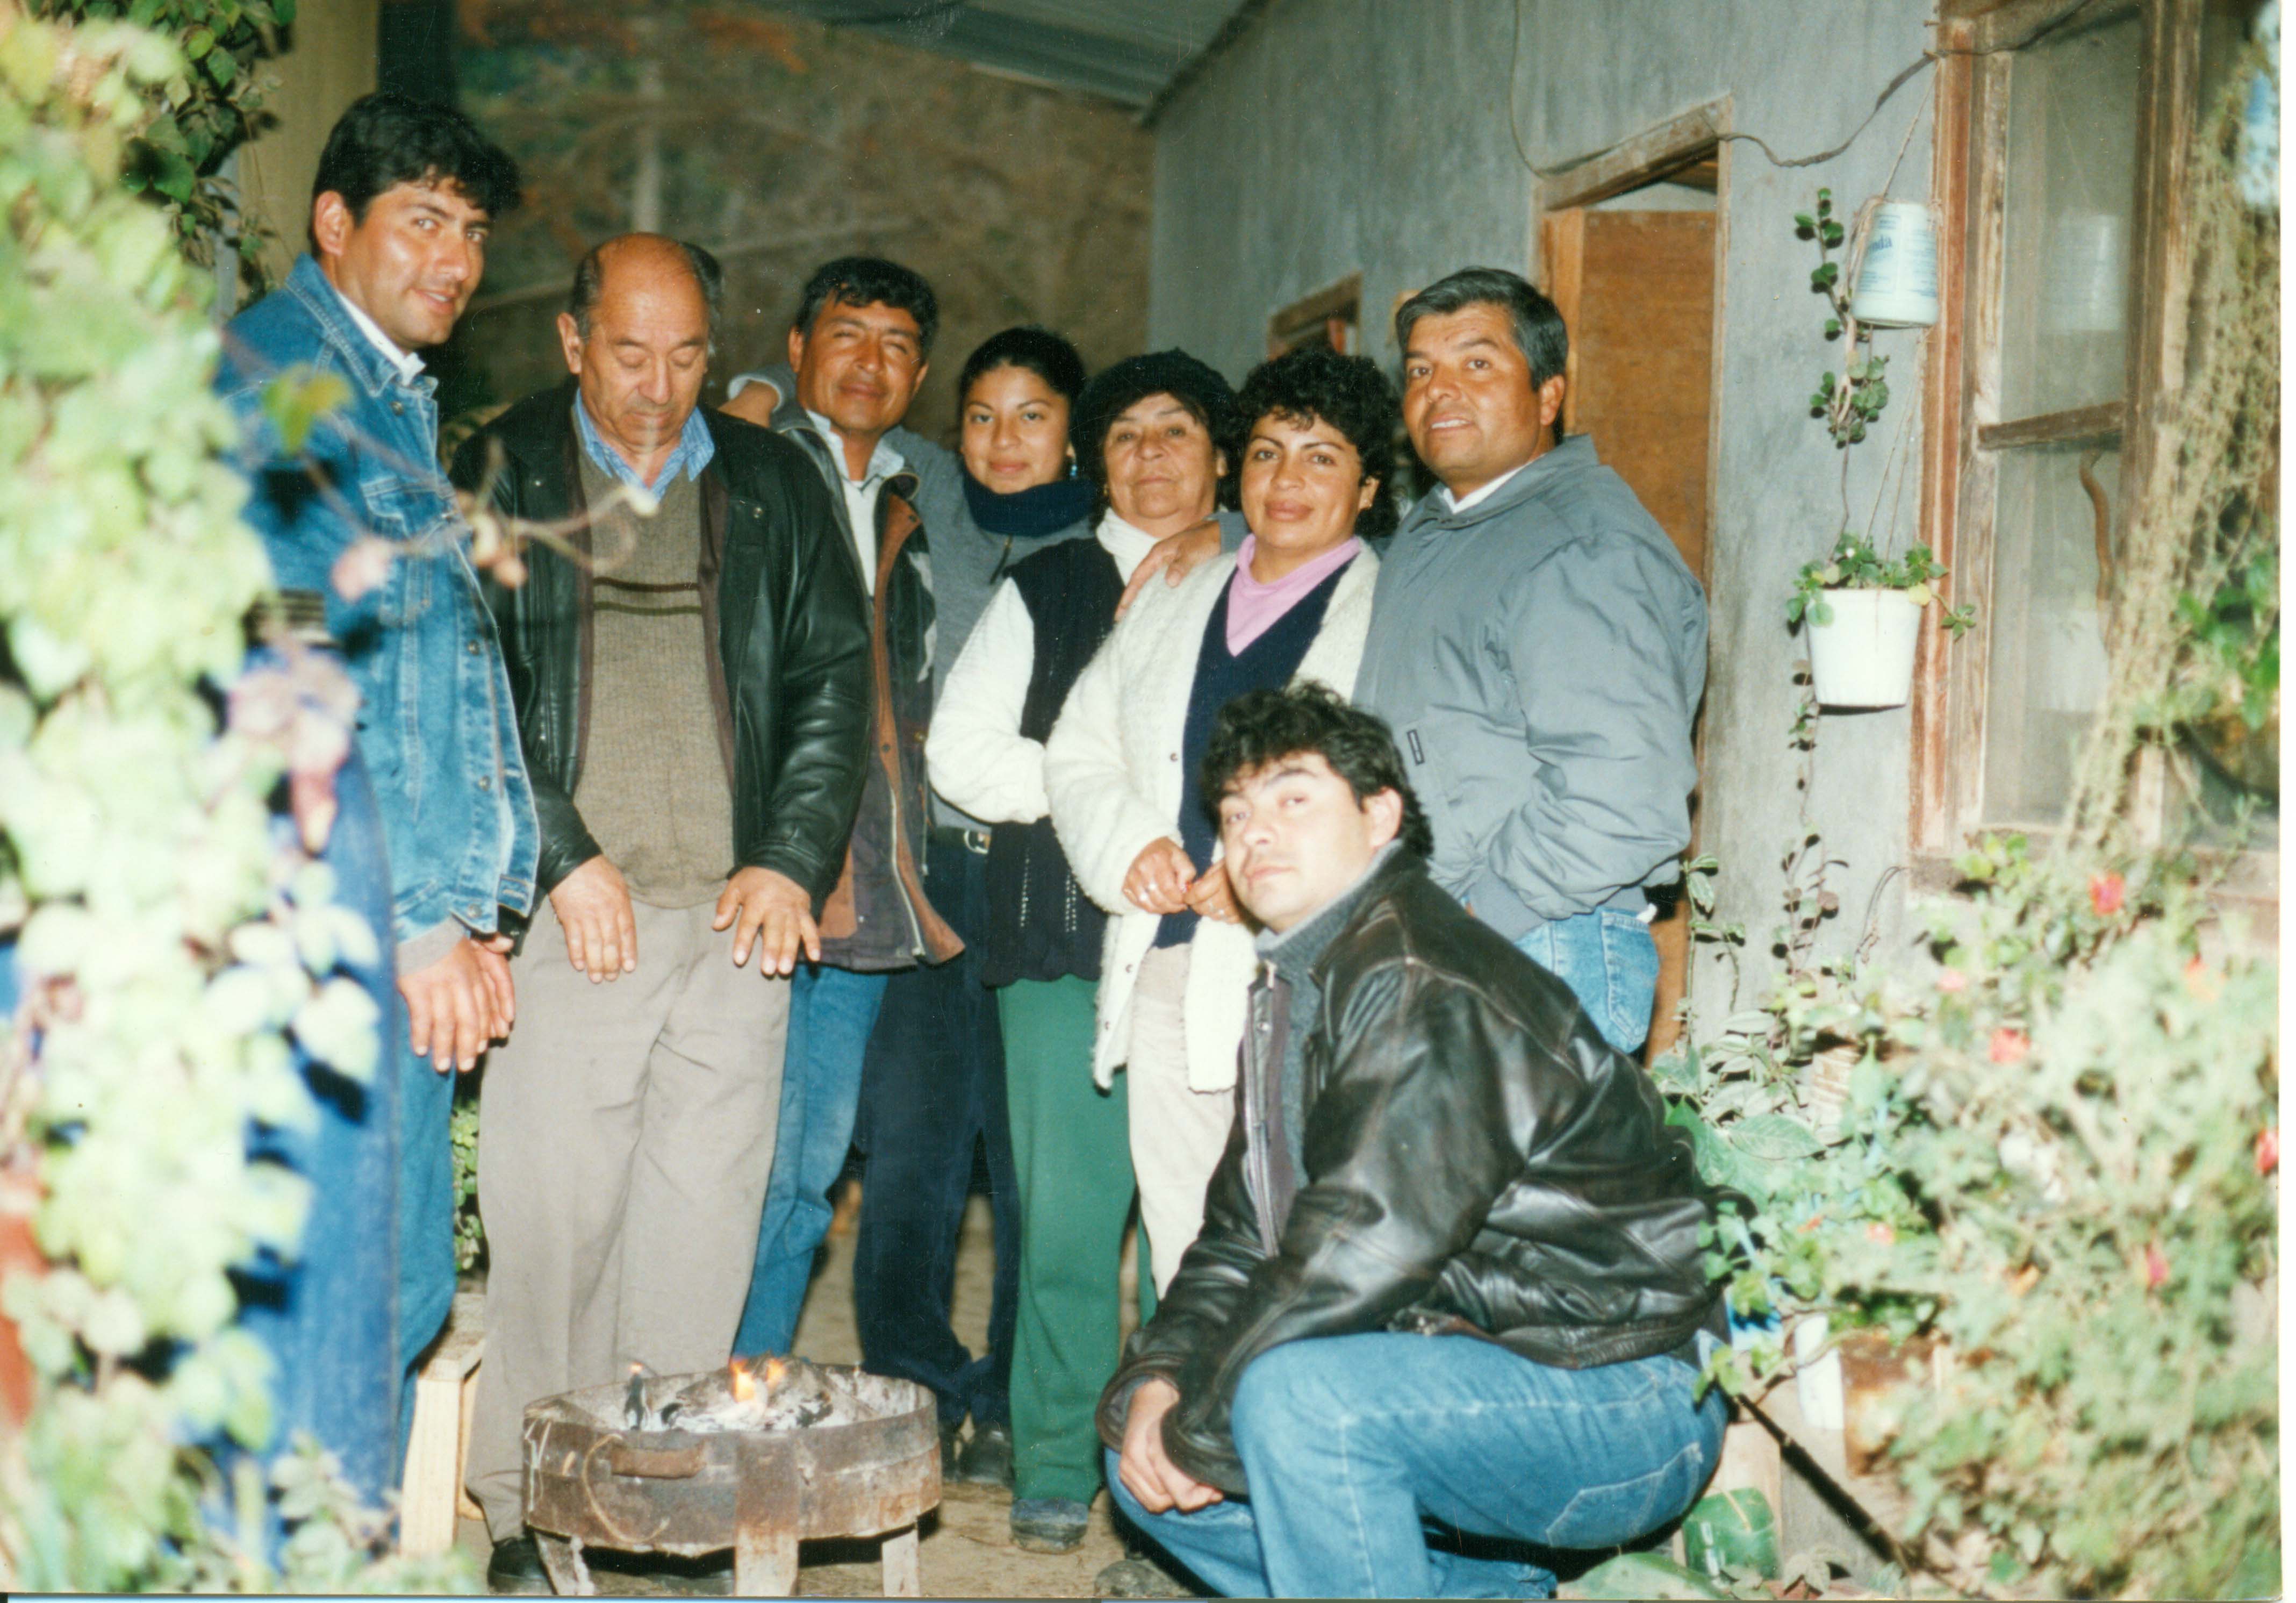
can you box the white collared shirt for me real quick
[331,282,426,387]
[807,407,905,595]
[1439,459,1530,516]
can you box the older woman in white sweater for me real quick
[928,350,1245,1555]
[1045,345,1401,1295]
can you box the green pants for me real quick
[1001,976,1140,1505]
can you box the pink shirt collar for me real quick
[1226,534,1361,654]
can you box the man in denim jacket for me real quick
[217,93,536,1426]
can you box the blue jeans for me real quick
[1109,1333,1725,1598]
[234,738,404,1528]
[852,836,1018,1429]
[1513,908,1660,1055]
[733,962,889,1358]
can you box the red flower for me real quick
[2143,1243,2169,1289]
[2089,873,2125,915]
[1867,1222,1896,1246]
[2258,1127,2278,1177]
[1989,1028,2030,1066]
[1936,967,1968,993]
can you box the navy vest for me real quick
[981,539,1125,986]
[1157,557,1352,948]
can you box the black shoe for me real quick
[486,1535,549,1594]
[1010,1495,1089,1554]
[938,1417,964,1470]
[955,1420,1014,1488]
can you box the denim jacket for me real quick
[218,255,538,961]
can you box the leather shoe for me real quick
[1009,1494,1089,1554]
[955,1420,1014,1488]
[486,1535,549,1594]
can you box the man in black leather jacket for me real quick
[1099,684,1730,1599]
[452,235,871,1587]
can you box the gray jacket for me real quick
[1352,434,1705,939]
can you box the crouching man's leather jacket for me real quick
[1096,847,1727,1497]
[453,382,872,906]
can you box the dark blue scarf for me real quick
[963,470,1094,539]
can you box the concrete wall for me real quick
[235,0,382,287]
[1150,0,1942,1018]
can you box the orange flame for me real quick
[729,1362,756,1402]
[764,1358,786,1387]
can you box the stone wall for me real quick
[445,5,1154,442]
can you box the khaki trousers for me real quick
[1125,944,1237,1295]
[466,897,792,1540]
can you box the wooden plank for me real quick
[1538,101,1728,212]
[1742,1377,1918,1541]
[400,1291,484,1555]
[1267,272,1362,357]
[1537,207,1586,428]
[1910,22,1977,855]
[1975,400,2127,450]
[398,1368,467,1556]
[880,1524,922,1598]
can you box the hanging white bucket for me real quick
[1848,201,1939,328]
[1807,588,1923,709]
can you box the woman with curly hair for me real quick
[1045,344,1398,1312]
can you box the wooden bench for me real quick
[400,1290,485,1556]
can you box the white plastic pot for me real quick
[1807,588,1923,709]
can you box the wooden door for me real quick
[1540,207,1717,1058]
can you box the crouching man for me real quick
[1099,684,1730,1599]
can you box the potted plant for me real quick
[1787,190,1975,709]
[1788,534,1974,708]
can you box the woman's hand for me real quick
[1123,838,1196,915]
[1185,860,1243,925]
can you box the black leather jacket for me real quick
[454,383,872,906]
[1097,849,1726,1496]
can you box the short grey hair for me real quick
[566,237,724,351]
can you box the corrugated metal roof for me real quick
[760,0,1258,111]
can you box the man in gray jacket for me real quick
[1353,267,1705,1054]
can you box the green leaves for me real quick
[259,366,348,455]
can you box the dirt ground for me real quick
[457,1188,1142,1599]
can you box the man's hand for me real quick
[550,855,638,983]
[1123,838,1196,915]
[1184,860,1243,925]
[714,866,820,976]
[400,937,514,1074]
[1118,1378,1222,1513]
[1116,517,1222,619]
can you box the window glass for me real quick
[1997,4,2143,419]
[1980,441,2121,824]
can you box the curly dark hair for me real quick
[1200,683,1434,859]
[1071,348,1240,517]
[1232,346,1401,542]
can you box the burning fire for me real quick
[729,1363,756,1403]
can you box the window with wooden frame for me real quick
[1912,0,2271,872]
[1267,274,1361,357]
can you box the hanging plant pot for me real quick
[1807,588,1923,709]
